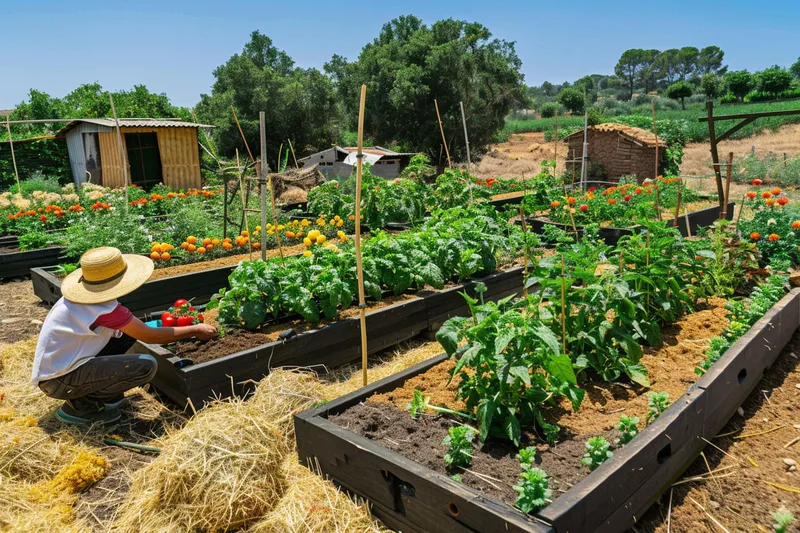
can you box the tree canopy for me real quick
[195,31,340,167]
[327,15,526,164]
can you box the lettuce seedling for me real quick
[615,416,639,446]
[646,392,670,424]
[581,436,613,471]
[514,467,552,513]
[442,426,476,469]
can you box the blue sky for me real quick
[2,0,798,109]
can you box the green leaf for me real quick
[532,324,561,356]
[494,329,516,356]
[477,397,495,442]
[625,363,650,387]
[436,317,466,356]
[696,250,716,259]
[509,365,532,385]
[419,262,445,289]
[546,353,577,385]
[503,415,522,446]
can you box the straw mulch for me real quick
[0,334,445,533]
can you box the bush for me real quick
[756,67,793,99]
[539,102,561,118]
[744,87,800,103]
[719,92,738,104]
[701,73,722,99]
[558,88,585,114]
[586,106,605,126]
[15,173,64,195]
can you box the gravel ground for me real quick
[0,278,51,344]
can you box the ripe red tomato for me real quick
[197,314,205,323]
[161,312,174,322]
[189,306,196,311]
[161,316,176,327]
[176,315,194,327]
[173,298,188,308]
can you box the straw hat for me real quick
[61,247,154,304]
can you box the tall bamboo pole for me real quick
[355,84,369,386]
[260,112,284,265]
[287,139,299,169]
[434,99,452,169]
[560,254,567,356]
[108,94,130,213]
[722,152,733,221]
[4,115,21,195]
[230,105,255,164]
[651,99,659,180]
[459,101,472,174]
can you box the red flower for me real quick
[746,191,756,199]
[769,233,780,242]
[6,214,14,220]
[766,198,776,206]
[623,195,632,202]
[580,204,588,211]
[752,179,763,186]
[588,186,597,192]
[551,201,561,208]
[762,192,772,199]
[40,215,47,222]
[750,232,761,241]
[567,197,576,205]
[772,187,782,195]
[778,197,789,206]
[608,198,617,205]
[635,187,643,194]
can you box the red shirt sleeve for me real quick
[91,304,134,330]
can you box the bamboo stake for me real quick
[553,110,559,172]
[230,105,255,164]
[654,184,662,221]
[4,115,21,195]
[258,112,271,262]
[651,99,659,181]
[355,84,369,387]
[459,101,472,174]
[666,487,673,533]
[560,254,567,355]
[519,206,529,298]
[434,99,452,169]
[673,179,682,228]
[108,93,130,214]
[722,152,733,220]
[287,139,299,169]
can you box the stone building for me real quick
[564,123,667,182]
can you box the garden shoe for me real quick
[101,394,127,409]
[56,399,122,426]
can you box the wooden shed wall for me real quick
[566,131,661,182]
[96,127,201,189]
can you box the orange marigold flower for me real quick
[580,204,588,212]
[623,195,632,202]
[746,191,757,199]
[769,233,780,241]
[750,232,761,241]
[772,187,782,195]
[762,192,772,199]
[566,197,576,205]
[792,221,800,230]
[635,187,643,194]
[608,198,617,205]
[766,198,776,206]
[752,179,763,185]
[551,201,561,208]
[778,197,789,206]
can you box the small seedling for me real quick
[442,425,476,469]
[615,416,640,446]
[773,506,794,533]
[450,473,463,483]
[514,467,552,513]
[517,446,537,469]
[407,389,471,420]
[581,436,613,471]
[646,392,670,424]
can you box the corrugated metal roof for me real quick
[340,146,418,157]
[55,118,212,138]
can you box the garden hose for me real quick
[104,436,162,454]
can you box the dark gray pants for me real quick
[38,353,158,402]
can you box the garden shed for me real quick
[298,146,418,180]
[564,123,667,181]
[55,118,212,189]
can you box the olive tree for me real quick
[665,81,693,109]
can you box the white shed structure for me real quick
[55,118,212,189]
[298,146,418,180]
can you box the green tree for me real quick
[724,70,753,102]
[676,46,700,81]
[665,80,693,109]
[573,75,596,103]
[700,73,721,99]
[329,16,526,163]
[195,31,340,166]
[614,49,647,99]
[654,49,681,87]
[697,46,727,76]
[638,49,662,93]
[791,57,800,79]
[558,87,585,113]
[755,66,793,99]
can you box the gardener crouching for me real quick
[31,246,217,425]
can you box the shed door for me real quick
[83,133,102,184]
[125,132,163,188]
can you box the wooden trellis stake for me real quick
[108,93,130,213]
[355,84,369,387]
[231,105,256,164]
[721,152,733,221]
[4,115,21,195]
[260,112,284,265]
[560,254,567,355]
[434,99,452,169]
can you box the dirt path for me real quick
[632,327,800,533]
[0,278,50,343]
[473,132,569,179]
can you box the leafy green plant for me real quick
[450,474,463,483]
[773,506,794,533]
[517,446,537,469]
[581,436,613,471]
[53,263,79,276]
[514,467,552,513]
[407,389,471,420]
[615,416,639,446]
[18,231,52,251]
[646,392,670,424]
[442,426,476,469]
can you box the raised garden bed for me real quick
[525,202,735,245]
[135,265,527,408]
[294,288,800,533]
[0,245,66,280]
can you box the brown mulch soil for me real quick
[336,297,730,510]
[0,278,51,343]
[632,328,800,533]
[0,246,22,254]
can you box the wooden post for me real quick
[231,105,256,164]
[519,206,529,298]
[654,184,662,222]
[721,152,733,220]
[673,180,682,228]
[287,139,299,169]
[108,93,130,213]
[259,112,284,265]
[706,101,725,209]
[651,99,659,180]
[459,101,472,174]
[553,110,559,170]
[355,85,369,387]
[560,254,567,356]
[4,115,21,195]
[434,99,452,169]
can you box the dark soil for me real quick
[331,401,619,508]
[0,246,21,254]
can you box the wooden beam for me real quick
[715,116,757,143]
[706,101,724,209]
[4,115,21,194]
[699,108,800,122]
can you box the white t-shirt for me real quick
[31,297,121,385]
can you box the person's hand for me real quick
[193,323,218,341]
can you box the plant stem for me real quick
[428,403,474,420]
